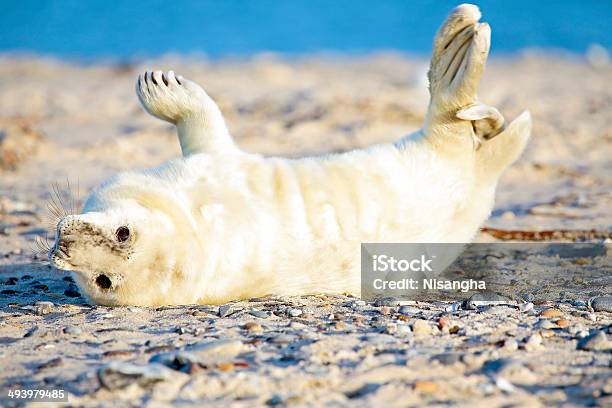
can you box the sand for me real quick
[0,53,610,406]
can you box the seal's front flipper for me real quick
[136,71,237,156]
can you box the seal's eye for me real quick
[95,274,112,290]
[116,226,130,243]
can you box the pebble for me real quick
[395,323,412,335]
[431,353,461,365]
[577,331,612,351]
[186,339,245,360]
[413,380,438,394]
[461,352,488,369]
[524,333,542,351]
[34,301,54,315]
[384,323,397,335]
[501,339,519,352]
[63,326,83,335]
[287,308,303,317]
[591,296,612,313]
[353,316,367,326]
[519,302,534,313]
[445,302,462,312]
[540,330,555,338]
[495,377,517,393]
[244,322,263,333]
[576,330,590,339]
[483,358,535,383]
[536,319,558,330]
[175,326,203,336]
[98,361,181,390]
[463,292,511,309]
[521,293,535,303]
[374,297,401,307]
[267,394,284,406]
[567,323,588,336]
[150,351,200,372]
[218,305,233,317]
[249,309,269,319]
[272,334,294,345]
[290,321,307,330]
[412,320,432,335]
[398,305,420,315]
[352,300,366,307]
[23,326,39,338]
[103,350,133,358]
[540,308,563,318]
[217,362,234,372]
[555,319,569,328]
[395,314,410,322]
[379,306,392,316]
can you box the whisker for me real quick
[66,178,75,215]
[55,183,68,216]
[42,178,82,261]
[76,178,81,212]
[29,235,51,258]
[52,182,69,218]
[40,234,51,251]
[45,178,82,223]
[48,185,65,220]
[46,201,63,220]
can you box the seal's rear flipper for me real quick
[136,71,237,156]
[477,111,532,179]
[424,4,491,139]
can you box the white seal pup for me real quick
[49,4,531,306]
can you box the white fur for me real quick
[50,4,531,306]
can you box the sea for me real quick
[0,0,610,60]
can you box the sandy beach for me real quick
[0,53,611,406]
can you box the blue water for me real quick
[0,0,610,59]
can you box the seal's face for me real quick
[49,199,178,306]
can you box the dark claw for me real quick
[176,76,182,85]
[161,73,168,86]
[143,72,149,86]
[151,73,158,85]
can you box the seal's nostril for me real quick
[95,274,112,290]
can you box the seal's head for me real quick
[48,175,200,306]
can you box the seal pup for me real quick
[49,4,531,306]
